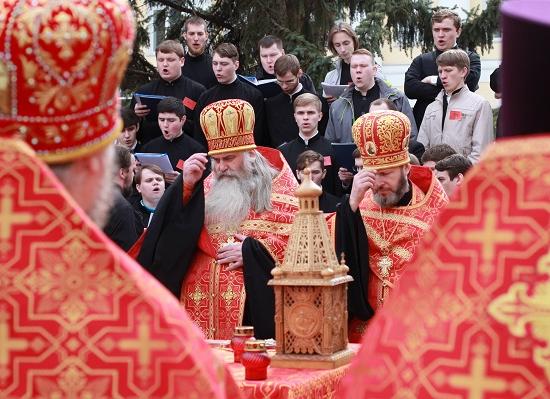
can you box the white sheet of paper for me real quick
[134,153,174,173]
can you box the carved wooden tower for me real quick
[268,169,354,369]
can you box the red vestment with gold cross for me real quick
[348,165,448,342]
[0,140,241,398]
[1,0,239,396]
[180,147,299,339]
[338,136,550,398]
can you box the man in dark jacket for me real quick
[404,9,481,128]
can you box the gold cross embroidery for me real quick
[220,286,238,305]
[464,198,516,265]
[0,185,33,240]
[188,285,207,304]
[0,309,29,367]
[448,342,508,399]
[117,313,167,366]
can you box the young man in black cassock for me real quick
[192,43,267,147]
[296,150,341,212]
[279,93,339,195]
[132,40,205,144]
[140,97,204,185]
[265,54,328,147]
[181,16,217,89]
[255,35,316,97]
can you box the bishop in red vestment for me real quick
[138,99,299,340]
[0,1,239,397]
[333,111,448,342]
[338,2,550,397]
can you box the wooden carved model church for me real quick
[269,169,354,369]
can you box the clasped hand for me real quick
[217,234,247,271]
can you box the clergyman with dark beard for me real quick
[103,145,143,250]
[137,99,299,340]
[332,110,448,343]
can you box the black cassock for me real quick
[334,196,375,322]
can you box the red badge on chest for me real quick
[183,97,197,110]
[324,156,332,166]
[449,110,462,120]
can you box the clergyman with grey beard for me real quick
[137,99,299,340]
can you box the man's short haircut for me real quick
[157,97,186,118]
[421,144,457,164]
[121,107,140,129]
[435,154,473,180]
[135,164,165,184]
[432,9,461,30]
[183,16,207,32]
[274,54,300,77]
[328,22,359,56]
[370,98,397,111]
[156,40,184,58]
[296,150,325,171]
[114,145,132,171]
[213,42,239,61]
[352,148,361,159]
[437,49,470,74]
[293,93,322,112]
[351,48,375,63]
[258,35,283,50]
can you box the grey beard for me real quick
[205,175,253,231]
[205,151,277,231]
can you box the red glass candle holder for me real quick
[230,326,254,363]
[241,340,270,381]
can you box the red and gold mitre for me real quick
[0,0,135,164]
[200,99,256,156]
[352,110,410,170]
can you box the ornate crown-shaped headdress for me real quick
[0,0,135,163]
[352,110,411,170]
[200,99,256,156]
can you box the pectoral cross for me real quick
[378,255,392,277]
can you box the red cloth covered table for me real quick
[214,345,359,398]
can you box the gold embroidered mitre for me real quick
[352,110,411,170]
[0,0,135,164]
[200,99,256,156]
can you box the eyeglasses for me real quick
[276,77,298,86]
